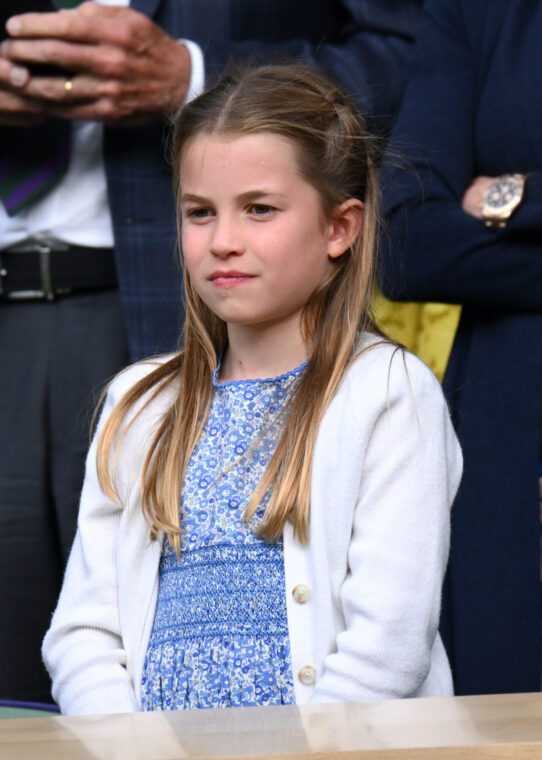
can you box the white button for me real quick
[298,665,316,686]
[292,584,311,604]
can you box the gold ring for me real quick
[64,77,73,100]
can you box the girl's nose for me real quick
[209,216,244,258]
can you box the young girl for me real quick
[43,63,462,715]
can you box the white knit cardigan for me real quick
[43,336,462,714]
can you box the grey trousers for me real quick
[0,289,130,703]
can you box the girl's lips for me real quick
[209,272,255,288]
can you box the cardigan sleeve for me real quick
[41,370,150,715]
[312,350,462,702]
[379,0,542,312]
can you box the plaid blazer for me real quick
[106,0,423,359]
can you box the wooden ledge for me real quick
[1,692,541,759]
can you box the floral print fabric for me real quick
[141,363,305,711]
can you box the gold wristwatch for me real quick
[480,173,527,229]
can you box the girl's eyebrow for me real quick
[180,193,209,205]
[180,189,285,206]
[237,189,284,203]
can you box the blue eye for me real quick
[185,207,213,220]
[250,204,274,216]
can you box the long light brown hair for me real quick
[97,63,383,553]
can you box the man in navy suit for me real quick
[380,0,542,696]
[0,0,423,702]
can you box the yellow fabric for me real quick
[373,292,461,382]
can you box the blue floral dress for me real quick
[140,362,305,711]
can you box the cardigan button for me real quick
[298,665,316,686]
[292,584,311,604]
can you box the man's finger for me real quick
[0,39,106,76]
[0,87,43,112]
[6,11,90,42]
[25,74,99,103]
[6,5,150,48]
[46,97,124,122]
[0,56,30,88]
[0,87,45,125]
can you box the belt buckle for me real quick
[37,242,55,301]
[2,238,64,301]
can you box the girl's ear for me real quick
[327,199,364,259]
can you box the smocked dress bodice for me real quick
[140,362,305,711]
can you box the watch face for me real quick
[485,178,521,210]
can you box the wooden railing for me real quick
[1,692,542,759]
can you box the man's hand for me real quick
[461,176,496,219]
[0,1,191,124]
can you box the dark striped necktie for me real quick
[0,0,82,216]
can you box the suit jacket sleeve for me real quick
[379,0,542,312]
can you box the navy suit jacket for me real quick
[104,0,423,359]
[380,0,542,695]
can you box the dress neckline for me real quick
[212,359,307,388]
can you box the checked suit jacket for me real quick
[107,0,423,360]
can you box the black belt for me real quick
[0,244,117,301]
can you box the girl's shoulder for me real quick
[345,332,445,407]
[319,333,461,484]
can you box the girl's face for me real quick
[180,132,350,338]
